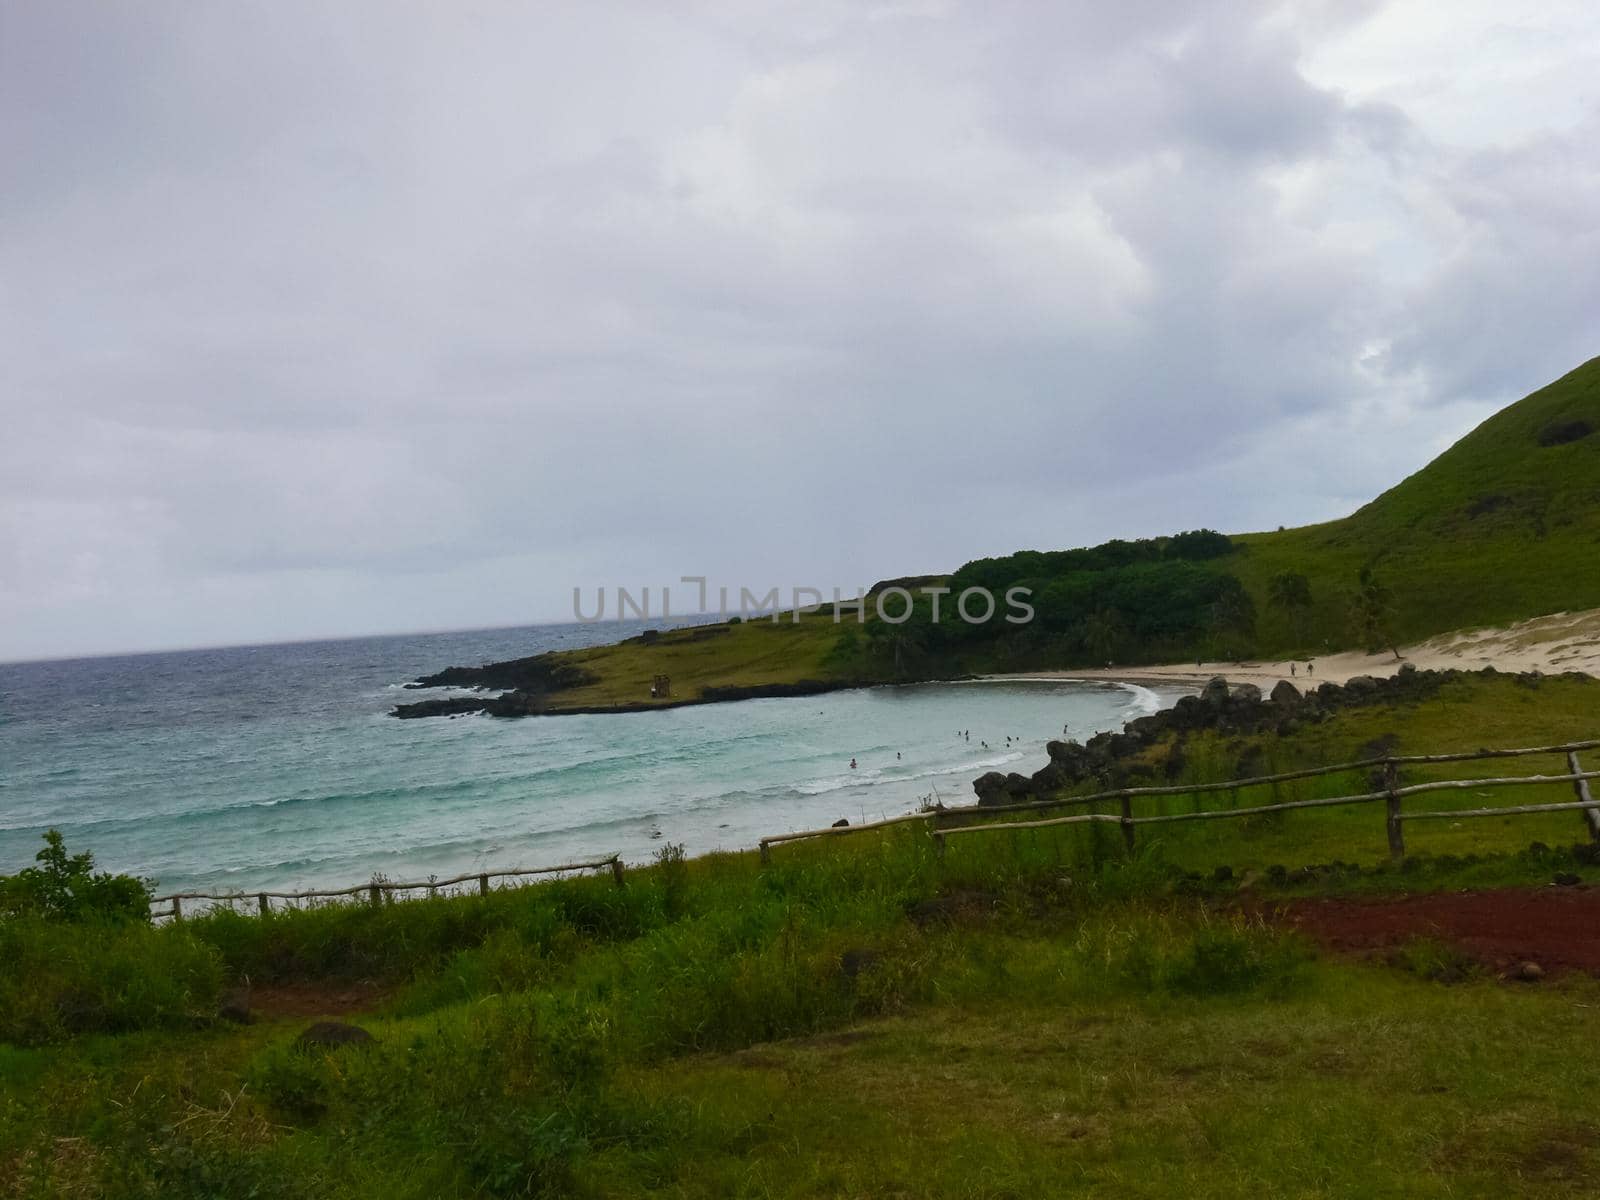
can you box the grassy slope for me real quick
[1234,355,1600,652]
[624,979,1600,1198]
[8,676,1600,1197]
[549,613,853,709]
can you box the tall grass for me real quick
[0,916,222,1045]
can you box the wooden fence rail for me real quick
[931,769,1600,858]
[760,738,1600,863]
[152,854,624,921]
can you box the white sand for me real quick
[1003,608,1600,692]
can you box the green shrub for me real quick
[0,830,153,923]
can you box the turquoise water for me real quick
[0,623,1188,896]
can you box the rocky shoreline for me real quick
[390,675,888,719]
[970,665,1590,805]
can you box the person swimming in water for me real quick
[849,757,857,769]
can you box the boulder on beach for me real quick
[1270,680,1302,707]
[973,771,1009,806]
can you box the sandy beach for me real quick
[1004,607,1600,691]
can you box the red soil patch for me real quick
[249,980,388,1020]
[1268,886,1600,977]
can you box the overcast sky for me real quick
[2,1,1597,661]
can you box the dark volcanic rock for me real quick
[395,676,877,719]
[968,664,1470,804]
[409,652,597,694]
[392,696,495,720]
[973,771,1009,806]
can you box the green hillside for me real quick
[1234,355,1600,652]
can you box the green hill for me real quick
[1233,354,1600,652]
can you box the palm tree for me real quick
[1351,566,1400,660]
[1267,570,1313,646]
[865,618,926,677]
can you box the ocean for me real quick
[0,621,1190,898]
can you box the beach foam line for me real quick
[792,752,1024,796]
[1115,682,1164,716]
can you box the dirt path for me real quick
[1267,886,1600,977]
[249,980,389,1020]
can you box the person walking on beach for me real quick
[1290,662,1297,678]
[1307,661,1315,677]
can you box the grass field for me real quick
[549,613,855,710]
[6,674,1600,1197]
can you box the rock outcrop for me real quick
[406,652,597,694]
[970,665,1576,805]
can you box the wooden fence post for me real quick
[1384,760,1405,859]
[759,840,771,866]
[1119,796,1136,853]
[171,896,182,922]
[478,873,490,896]
[933,830,946,861]
[610,857,625,887]
[257,893,269,916]
[1567,751,1600,842]
[369,883,381,907]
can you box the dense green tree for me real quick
[1078,607,1125,662]
[0,830,152,923]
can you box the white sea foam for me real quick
[792,753,1024,796]
[1116,682,1164,716]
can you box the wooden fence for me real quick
[760,739,1600,863]
[147,738,1600,920]
[152,854,623,920]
